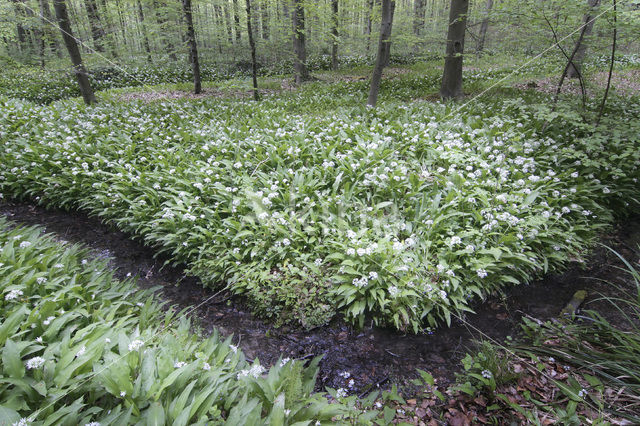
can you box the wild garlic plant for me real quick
[0,80,638,332]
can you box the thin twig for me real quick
[543,12,587,113]
[596,0,617,127]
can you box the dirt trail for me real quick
[1,199,638,394]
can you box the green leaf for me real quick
[145,402,166,426]
[2,339,25,379]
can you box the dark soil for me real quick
[1,199,638,395]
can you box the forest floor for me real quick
[513,68,640,97]
[2,198,638,400]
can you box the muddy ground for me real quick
[1,199,638,395]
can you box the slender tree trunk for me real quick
[292,0,308,84]
[364,0,373,52]
[84,0,105,52]
[153,0,177,60]
[222,2,233,43]
[476,0,493,53]
[13,0,37,53]
[39,0,60,52]
[53,0,96,104]
[331,0,339,70]
[233,0,241,42]
[567,0,601,78]
[367,0,395,107]
[113,0,126,45]
[413,0,425,52]
[181,0,201,93]
[136,0,152,62]
[440,0,468,100]
[382,0,395,67]
[260,0,269,40]
[246,0,259,100]
[98,0,119,57]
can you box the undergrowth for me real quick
[0,75,639,331]
[0,219,362,425]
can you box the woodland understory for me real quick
[0,0,639,424]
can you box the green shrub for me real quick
[0,219,354,424]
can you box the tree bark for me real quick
[367,0,395,107]
[136,0,152,62]
[233,0,241,42]
[440,0,468,100]
[260,0,269,40]
[476,0,493,53]
[222,2,233,43]
[567,0,601,78]
[39,0,60,53]
[98,0,119,57]
[292,0,308,84]
[382,0,395,67]
[53,0,96,105]
[331,0,339,70]
[181,0,201,93]
[246,0,259,100]
[152,0,177,60]
[364,0,374,52]
[413,0,425,51]
[84,0,105,52]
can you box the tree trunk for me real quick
[53,0,96,105]
[98,0,119,57]
[367,0,395,107]
[292,0,308,84]
[222,2,233,43]
[246,0,259,100]
[233,0,241,42]
[153,0,177,60]
[181,0,201,93]
[84,0,105,52]
[260,0,269,40]
[331,0,338,70]
[136,0,152,62]
[476,0,493,54]
[413,0,425,51]
[567,0,601,78]
[364,0,373,52]
[382,0,395,67]
[39,0,60,53]
[440,0,468,100]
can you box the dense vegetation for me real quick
[1,0,639,422]
[0,219,372,424]
[1,63,639,332]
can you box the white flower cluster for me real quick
[237,364,266,379]
[4,289,23,300]
[25,356,45,369]
[128,339,144,351]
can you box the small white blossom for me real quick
[481,370,493,379]
[174,361,187,368]
[4,289,23,300]
[128,339,144,351]
[19,241,31,248]
[25,356,45,369]
[279,358,291,367]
